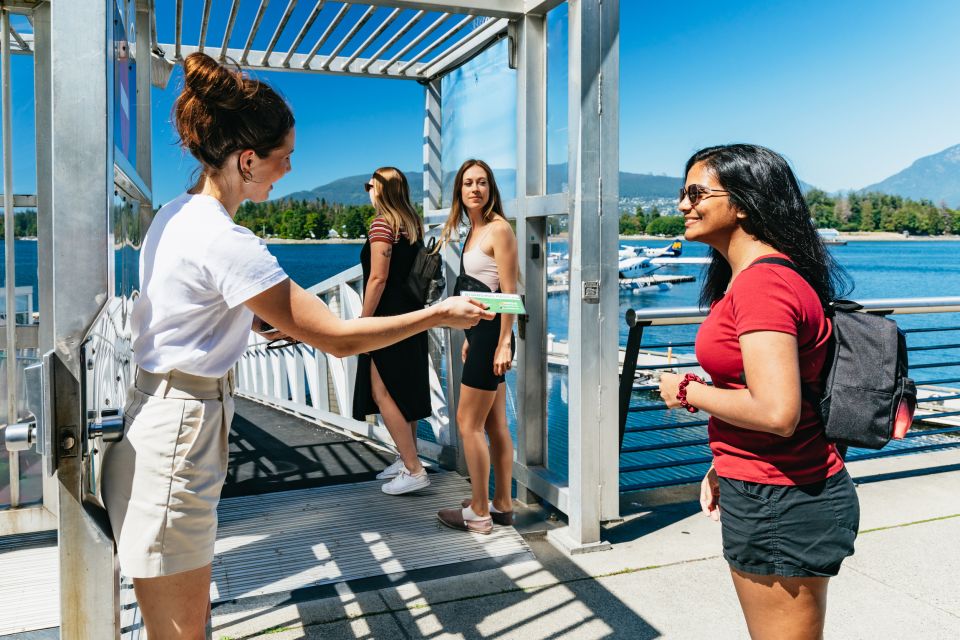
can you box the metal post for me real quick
[423,78,442,211]
[32,0,59,525]
[598,0,622,526]
[50,0,119,636]
[1,8,20,509]
[513,13,547,505]
[548,0,619,554]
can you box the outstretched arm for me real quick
[246,278,492,358]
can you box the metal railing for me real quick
[618,297,960,492]
[234,264,457,466]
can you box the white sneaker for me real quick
[376,456,404,480]
[381,467,431,495]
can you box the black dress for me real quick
[351,226,431,422]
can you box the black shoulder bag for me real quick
[405,236,445,306]
[453,229,492,295]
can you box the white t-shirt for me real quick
[132,192,288,377]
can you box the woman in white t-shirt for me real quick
[100,52,490,639]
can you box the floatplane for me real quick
[548,239,710,294]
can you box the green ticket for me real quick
[464,292,527,315]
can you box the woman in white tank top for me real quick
[435,160,519,534]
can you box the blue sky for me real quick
[3,1,959,204]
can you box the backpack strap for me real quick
[751,256,799,272]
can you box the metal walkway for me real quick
[211,473,531,603]
[0,400,531,636]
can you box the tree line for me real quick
[0,210,39,238]
[5,191,960,240]
[806,190,960,235]
[233,198,382,239]
[619,192,960,237]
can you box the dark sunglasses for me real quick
[679,184,729,207]
[364,182,373,192]
[266,336,302,350]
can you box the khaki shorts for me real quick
[102,368,235,578]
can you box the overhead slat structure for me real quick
[156,0,519,80]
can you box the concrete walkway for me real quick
[211,449,960,639]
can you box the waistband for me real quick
[136,368,235,400]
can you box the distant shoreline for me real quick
[263,237,365,245]
[618,232,960,242]
[251,232,960,245]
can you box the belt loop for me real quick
[162,371,173,399]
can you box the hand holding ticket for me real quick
[463,292,527,315]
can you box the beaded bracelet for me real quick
[677,373,705,413]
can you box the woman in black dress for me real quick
[352,167,432,495]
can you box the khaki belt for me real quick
[136,368,235,401]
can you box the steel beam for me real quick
[50,0,118,635]
[422,78,442,210]
[219,0,241,61]
[320,4,376,70]
[523,0,567,16]
[342,7,399,69]
[281,0,326,68]
[2,8,19,510]
[241,0,271,66]
[198,0,212,53]
[261,0,298,66]
[136,0,153,194]
[173,43,429,79]
[32,0,59,527]
[361,9,424,72]
[513,12,548,506]
[547,0,619,554]
[364,0,523,18]
[396,12,475,75]
[302,1,350,68]
[418,16,508,78]
[598,0,621,526]
[381,12,451,73]
[174,0,182,59]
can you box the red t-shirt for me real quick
[695,253,845,485]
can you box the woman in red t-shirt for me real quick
[658,144,859,639]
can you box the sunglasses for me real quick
[364,182,373,192]
[679,184,729,207]
[266,336,302,350]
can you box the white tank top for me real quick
[462,223,500,292]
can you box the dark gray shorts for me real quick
[718,468,860,578]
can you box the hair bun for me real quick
[182,52,249,111]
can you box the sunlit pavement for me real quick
[210,449,960,640]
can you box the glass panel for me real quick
[440,37,517,203]
[542,214,569,479]
[113,192,143,299]
[546,3,569,194]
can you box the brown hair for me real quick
[437,159,505,248]
[173,52,294,181]
[369,167,423,244]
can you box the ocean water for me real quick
[4,238,958,488]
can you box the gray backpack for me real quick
[754,257,917,449]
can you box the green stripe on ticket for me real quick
[464,292,526,315]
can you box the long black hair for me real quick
[686,144,852,307]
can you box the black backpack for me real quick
[753,257,917,449]
[405,236,445,306]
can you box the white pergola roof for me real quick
[153,0,557,81]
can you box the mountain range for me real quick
[282,145,960,208]
[283,168,693,205]
[861,144,960,207]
